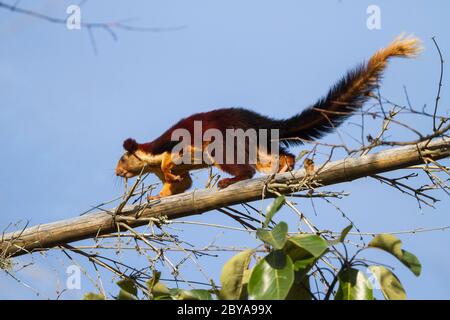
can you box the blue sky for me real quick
[0,0,449,299]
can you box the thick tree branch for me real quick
[1,138,449,258]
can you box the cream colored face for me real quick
[115,150,165,178]
[115,152,151,178]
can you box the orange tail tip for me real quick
[371,34,423,63]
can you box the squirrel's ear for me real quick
[123,138,139,153]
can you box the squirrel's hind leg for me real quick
[277,153,295,173]
[216,164,256,189]
[255,152,295,174]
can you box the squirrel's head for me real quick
[115,138,150,178]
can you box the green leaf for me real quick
[328,224,353,245]
[153,295,173,300]
[368,234,421,276]
[264,196,285,227]
[286,274,311,300]
[288,234,328,258]
[369,266,406,300]
[83,292,105,300]
[401,251,421,276]
[220,250,254,300]
[152,281,171,299]
[239,269,252,300]
[146,271,162,299]
[292,256,317,272]
[283,240,310,262]
[158,288,185,300]
[117,279,137,297]
[146,271,161,298]
[335,268,374,300]
[179,289,213,300]
[248,250,294,300]
[256,222,288,249]
[117,290,138,300]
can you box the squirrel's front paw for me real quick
[147,195,161,201]
[165,174,183,183]
[218,178,233,189]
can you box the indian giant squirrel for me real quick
[115,35,422,199]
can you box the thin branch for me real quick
[431,37,444,131]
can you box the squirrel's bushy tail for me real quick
[279,34,422,145]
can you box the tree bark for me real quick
[1,138,449,258]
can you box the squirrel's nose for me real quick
[115,168,125,177]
